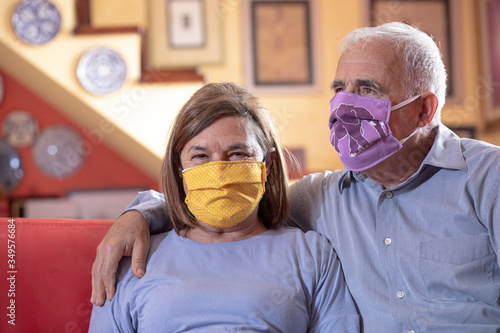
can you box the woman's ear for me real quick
[264,147,277,176]
[418,92,439,127]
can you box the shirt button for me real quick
[408,330,415,333]
[397,290,405,299]
[385,191,393,199]
[384,238,392,245]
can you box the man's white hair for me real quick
[340,22,447,125]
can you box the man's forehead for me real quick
[335,44,401,82]
[337,51,394,71]
[339,38,398,65]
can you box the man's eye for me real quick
[333,87,344,93]
[360,87,376,95]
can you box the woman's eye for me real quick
[230,152,249,160]
[192,154,209,160]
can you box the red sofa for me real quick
[0,218,113,332]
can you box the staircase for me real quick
[0,0,206,178]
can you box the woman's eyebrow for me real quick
[187,143,252,152]
[227,143,251,151]
[187,145,207,153]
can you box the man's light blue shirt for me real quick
[288,124,500,332]
[129,124,500,332]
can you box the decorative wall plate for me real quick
[2,110,39,148]
[76,46,127,96]
[0,140,24,196]
[32,125,84,178]
[11,0,61,45]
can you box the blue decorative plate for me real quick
[0,140,24,196]
[76,46,127,96]
[32,125,84,179]
[11,0,61,45]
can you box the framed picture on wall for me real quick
[364,0,463,104]
[479,0,500,125]
[242,0,321,94]
[148,0,222,68]
[168,0,206,48]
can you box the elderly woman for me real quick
[89,82,359,332]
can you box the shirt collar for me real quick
[421,124,467,171]
[338,169,351,193]
[337,124,467,193]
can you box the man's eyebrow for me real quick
[330,80,343,90]
[330,79,382,91]
[355,79,381,91]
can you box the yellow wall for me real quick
[93,0,495,172]
[91,0,147,27]
[206,0,363,172]
[3,0,498,175]
[195,0,497,172]
[91,0,363,172]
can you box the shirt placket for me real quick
[376,188,419,333]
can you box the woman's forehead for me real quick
[183,116,262,151]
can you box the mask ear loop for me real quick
[262,151,269,163]
[262,148,276,177]
[178,156,185,177]
[390,94,421,111]
[399,127,420,145]
[391,95,423,145]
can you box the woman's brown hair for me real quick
[161,82,290,232]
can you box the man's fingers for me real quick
[101,243,123,301]
[89,210,151,305]
[91,259,106,306]
[131,233,150,278]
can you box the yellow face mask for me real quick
[182,160,267,228]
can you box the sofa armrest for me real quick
[0,218,113,332]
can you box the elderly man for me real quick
[91,22,500,332]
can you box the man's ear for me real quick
[264,147,277,176]
[418,92,439,127]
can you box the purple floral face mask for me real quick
[328,91,420,172]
